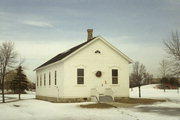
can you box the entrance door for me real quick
[98,81,104,94]
[93,71,105,94]
[93,78,104,94]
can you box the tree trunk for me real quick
[138,85,141,98]
[163,84,166,92]
[1,68,6,103]
[18,92,20,100]
[177,87,179,94]
[1,81,5,103]
[18,79,21,100]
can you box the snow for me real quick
[0,84,180,120]
[130,84,180,101]
[0,92,35,102]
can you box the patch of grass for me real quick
[80,98,166,109]
[115,98,166,104]
[80,103,116,108]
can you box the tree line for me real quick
[0,41,35,103]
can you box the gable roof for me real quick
[34,38,96,70]
[35,36,133,71]
[99,36,133,64]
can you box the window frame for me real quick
[95,50,101,54]
[44,73,46,86]
[77,68,84,84]
[112,69,118,84]
[40,75,42,86]
[37,76,39,86]
[49,72,51,85]
[55,71,57,85]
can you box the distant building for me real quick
[34,29,133,102]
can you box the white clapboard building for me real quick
[35,29,133,102]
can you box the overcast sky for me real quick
[1,0,180,81]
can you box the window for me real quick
[112,69,118,84]
[77,69,84,84]
[44,74,46,86]
[49,72,51,85]
[95,50,101,54]
[37,76,39,86]
[40,75,42,86]
[55,71,57,85]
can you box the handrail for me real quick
[90,88,99,101]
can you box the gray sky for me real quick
[0,0,180,81]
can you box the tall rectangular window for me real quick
[37,76,39,86]
[44,74,46,86]
[77,69,84,84]
[49,72,51,85]
[40,75,42,86]
[55,71,57,85]
[112,69,118,84]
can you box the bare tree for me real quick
[164,31,180,76]
[164,31,180,61]
[159,59,171,78]
[144,73,153,85]
[5,70,17,91]
[131,61,146,98]
[163,31,180,89]
[0,42,17,103]
[170,60,180,76]
[0,55,3,90]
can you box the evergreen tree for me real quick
[11,66,28,100]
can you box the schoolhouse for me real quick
[35,29,133,102]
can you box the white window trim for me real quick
[75,66,86,86]
[111,69,119,85]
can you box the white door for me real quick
[98,80,104,94]
[93,71,105,94]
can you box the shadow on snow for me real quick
[135,106,180,117]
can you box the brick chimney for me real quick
[87,29,93,41]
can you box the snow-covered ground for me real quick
[130,84,180,101]
[0,84,180,120]
[0,91,35,102]
[130,84,180,120]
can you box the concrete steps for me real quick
[99,95,113,102]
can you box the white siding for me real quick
[36,62,64,98]
[36,37,131,99]
[63,38,129,98]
